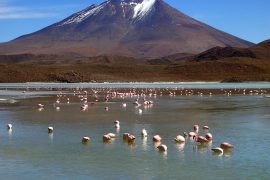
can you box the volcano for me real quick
[0,0,253,58]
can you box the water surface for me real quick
[0,86,269,179]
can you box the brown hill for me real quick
[193,47,256,61]
[0,40,269,83]
[173,39,270,62]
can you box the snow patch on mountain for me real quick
[133,0,156,19]
[59,2,108,26]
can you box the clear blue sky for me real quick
[0,0,269,43]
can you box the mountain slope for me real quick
[0,0,253,58]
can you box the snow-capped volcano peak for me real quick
[59,0,156,26]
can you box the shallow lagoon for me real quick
[0,84,269,179]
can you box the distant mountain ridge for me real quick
[0,0,253,58]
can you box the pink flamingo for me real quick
[123,133,130,140]
[220,142,234,149]
[189,125,199,138]
[153,135,162,142]
[205,133,213,141]
[196,136,209,143]
[157,144,167,152]
[127,135,136,143]
[174,135,185,143]
[103,134,112,142]
[82,137,90,144]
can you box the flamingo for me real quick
[196,136,209,143]
[38,107,44,112]
[82,137,90,144]
[7,124,12,130]
[153,135,162,142]
[107,133,116,138]
[81,104,88,111]
[157,144,167,152]
[48,126,53,133]
[123,133,130,140]
[174,135,185,143]
[189,125,199,138]
[114,120,120,129]
[144,100,153,105]
[205,133,213,141]
[38,104,44,108]
[127,134,136,143]
[103,134,112,142]
[220,142,234,149]
[141,129,148,137]
[211,147,223,154]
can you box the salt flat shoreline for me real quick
[0,82,270,89]
[0,87,269,96]
[0,82,269,97]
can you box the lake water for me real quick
[0,83,269,179]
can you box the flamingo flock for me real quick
[32,88,237,156]
[95,123,232,155]
[4,119,233,156]
[7,86,268,158]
